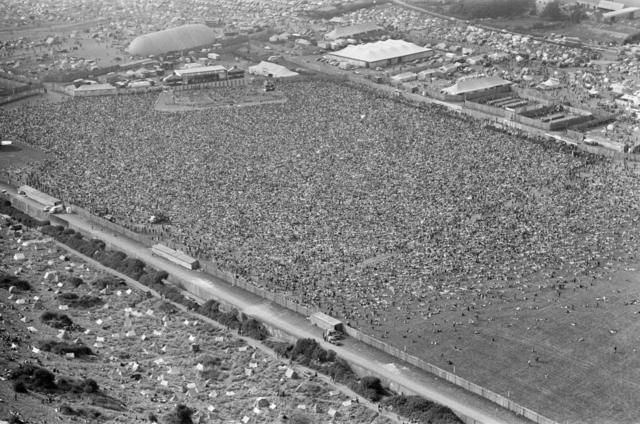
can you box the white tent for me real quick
[248,61,298,78]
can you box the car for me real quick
[323,329,343,345]
[48,204,64,214]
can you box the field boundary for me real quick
[0,175,556,424]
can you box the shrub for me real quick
[57,376,99,394]
[115,257,146,280]
[198,301,240,329]
[59,404,102,419]
[0,202,44,228]
[0,274,31,291]
[57,293,103,308]
[13,381,27,393]
[164,404,194,424]
[381,395,462,423]
[40,311,74,329]
[240,318,269,340]
[10,365,57,392]
[325,358,355,384]
[57,292,79,302]
[37,340,94,357]
[67,276,84,288]
[139,270,168,287]
[351,376,386,401]
[41,225,65,237]
[92,276,125,290]
[264,340,293,357]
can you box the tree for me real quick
[541,0,565,21]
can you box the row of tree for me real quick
[442,0,586,23]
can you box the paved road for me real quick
[47,207,534,424]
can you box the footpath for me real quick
[0,182,532,424]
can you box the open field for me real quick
[0,218,393,424]
[2,80,640,423]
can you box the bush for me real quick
[325,358,355,384]
[264,340,293,357]
[37,340,94,357]
[92,276,125,290]
[0,274,31,291]
[10,365,57,392]
[0,202,44,228]
[351,376,386,401]
[56,376,100,394]
[198,300,240,329]
[40,311,74,329]
[41,225,65,237]
[67,276,84,287]
[57,293,103,308]
[290,338,330,363]
[13,381,27,393]
[381,395,462,423]
[59,404,102,419]
[164,404,194,424]
[240,318,269,340]
[139,270,169,287]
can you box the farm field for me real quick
[2,79,640,423]
[0,219,391,424]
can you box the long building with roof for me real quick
[326,39,433,68]
[128,24,219,57]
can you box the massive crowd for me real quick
[2,80,640,330]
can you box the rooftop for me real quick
[442,76,512,95]
[174,65,227,76]
[329,40,431,64]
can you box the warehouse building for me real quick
[128,24,219,57]
[327,39,433,68]
[174,65,228,84]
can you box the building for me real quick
[248,61,299,78]
[174,65,228,84]
[391,72,418,85]
[442,76,512,99]
[324,23,383,41]
[72,83,117,97]
[327,39,433,69]
[597,0,626,10]
[603,6,640,21]
[128,24,219,57]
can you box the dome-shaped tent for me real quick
[128,24,218,57]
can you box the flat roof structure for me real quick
[328,40,432,68]
[603,6,640,17]
[598,0,625,10]
[174,65,227,77]
[442,76,512,96]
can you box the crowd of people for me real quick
[2,79,640,331]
